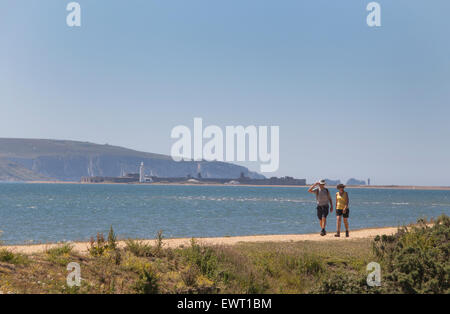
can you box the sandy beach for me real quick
[5,225,399,255]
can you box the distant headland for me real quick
[0,138,264,182]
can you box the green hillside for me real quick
[0,159,50,181]
[0,138,169,159]
[0,138,263,182]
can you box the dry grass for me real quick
[190,239,374,293]
[0,237,374,294]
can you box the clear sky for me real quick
[1,1,449,185]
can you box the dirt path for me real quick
[4,226,399,255]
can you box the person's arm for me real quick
[344,192,349,212]
[308,182,319,193]
[328,190,333,212]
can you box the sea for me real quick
[0,183,449,245]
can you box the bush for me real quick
[45,243,74,265]
[181,266,199,287]
[121,252,151,273]
[297,254,325,277]
[124,239,154,257]
[155,230,164,256]
[46,243,73,256]
[0,249,29,265]
[313,271,374,294]
[316,215,450,294]
[107,225,118,251]
[184,239,218,279]
[373,215,449,293]
[89,226,118,257]
[134,267,159,294]
[243,272,269,294]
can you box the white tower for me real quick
[139,162,145,183]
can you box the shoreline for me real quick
[20,181,450,191]
[5,225,400,255]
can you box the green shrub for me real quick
[89,226,118,257]
[45,243,74,265]
[89,233,106,256]
[134,267,159,294]
[316,215,450,294]
[297,254,325,277]
[124,239,154,257]
[0,249,29,265]
[313,271,375,294]
[107,225,118,251]
[155,230,164,256]
[184,239,218,279]
[374,215,449,293]
[243,272,269,294]
[181,266,199,287]
[46,243,73,256]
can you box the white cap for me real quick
[319,179,326,185]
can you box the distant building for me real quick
[197,163,202,178]
[325,179,341,186]
[368,178,371,186]
[144,175,153,183]
[82,165,306,186]
[346,178,366,186]
[139,162,145,183]
[239,176,306,186]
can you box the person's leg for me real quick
[317,206,323,231]
[318,206,328,235]
[319,218,326,236]
[322,205,329,235]
[336,215,341,235]
[343,209,349,236]
[344,218,349,231]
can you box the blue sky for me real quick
[0,0,449,185]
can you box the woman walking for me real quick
[335,184,350,237]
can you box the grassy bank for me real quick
[0,216,448,294]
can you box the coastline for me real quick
[6,225,399,255]
[22,180,450,191]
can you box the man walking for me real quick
[308,179,333,236]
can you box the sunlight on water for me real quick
[0,183,449,244]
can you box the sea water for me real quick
[0,183,449,244]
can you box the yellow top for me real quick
[336,191,348,210]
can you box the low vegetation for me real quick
[0,249,30,265]
[314,215,450,293]
[0,216,448,294]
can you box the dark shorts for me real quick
[336,208,350,218]
[317,205,329,220]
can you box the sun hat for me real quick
[337,183,346,189]
[319,179,326,185]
